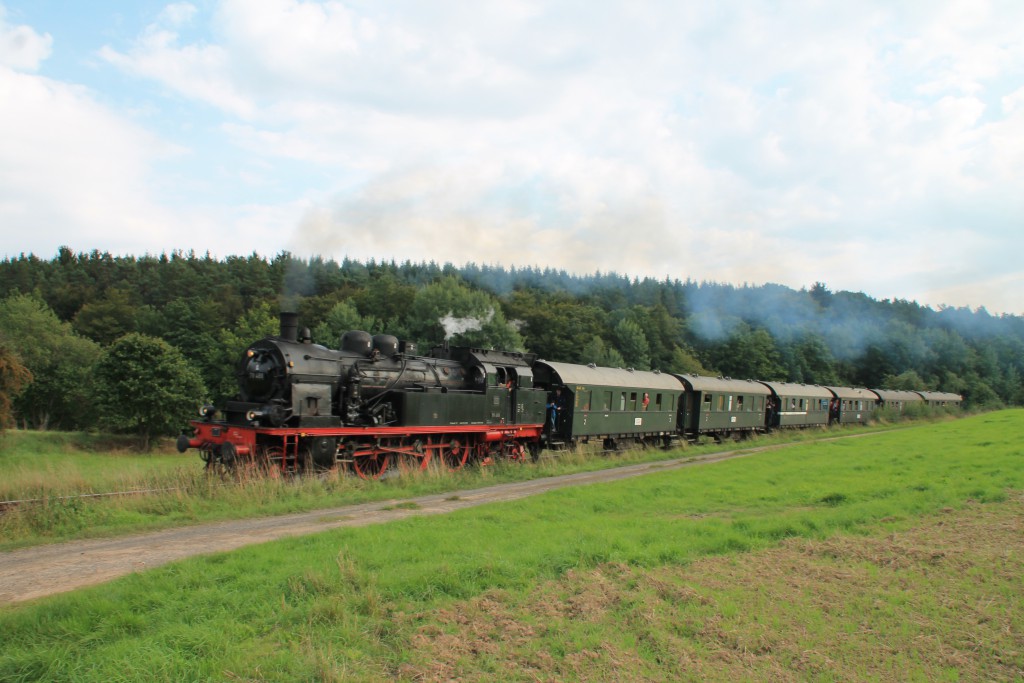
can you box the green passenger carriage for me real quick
[914,391,963,409]
[758,381,832,428]
[823,386,878,424]
[531,361,684,450]
[673,375,771,439]
[873,389,924,413]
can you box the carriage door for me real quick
[490,366,508,425]
[505,367,518,424]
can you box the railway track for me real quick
[0,487,186,512]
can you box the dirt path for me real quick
[0,437,858,604]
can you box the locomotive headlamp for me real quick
[247,349,255,358]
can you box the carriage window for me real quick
[655,394,663,410]
[718,395,725,411]
[620,392,627,411]
[704,393,713,409]
[630,392,638,410]
[578,390,591,411]
[736,395,745,411]
[603,391,612,410]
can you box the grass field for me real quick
[1,410,1021,681]
[0,419,900,550]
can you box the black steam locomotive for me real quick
[179,313,548,477]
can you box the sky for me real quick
[0,1,1022,315]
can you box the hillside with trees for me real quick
[1,248,1021,442]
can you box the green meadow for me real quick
[1,410,1021,681]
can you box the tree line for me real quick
[1,248,1020,445]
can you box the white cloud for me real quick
[0,5,51,70]
[159,2,198,27]
[98,28,251,118]
[0,63,206,256]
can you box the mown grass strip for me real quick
[0,410,1021,681]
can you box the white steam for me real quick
[440,308,494,340]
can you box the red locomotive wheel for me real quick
[352,453,392,480]
[442,439,469,470]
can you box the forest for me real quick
[1,247,1021,445]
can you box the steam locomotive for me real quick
[177,313,962,478]
[178,313,547,477]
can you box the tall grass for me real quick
[0,410,1021,681]
[0,432,189,498]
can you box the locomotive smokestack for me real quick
[280,312,299,342]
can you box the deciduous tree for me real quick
[406,277,524,350]
[0,294,101,429]
[208,303,280,403]
[94,333,206,450]
[580,336,626,368]
[611,318,651,370]
[313,300,381,347]
[72,288,139,344]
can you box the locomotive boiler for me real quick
[230,312,472,429]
